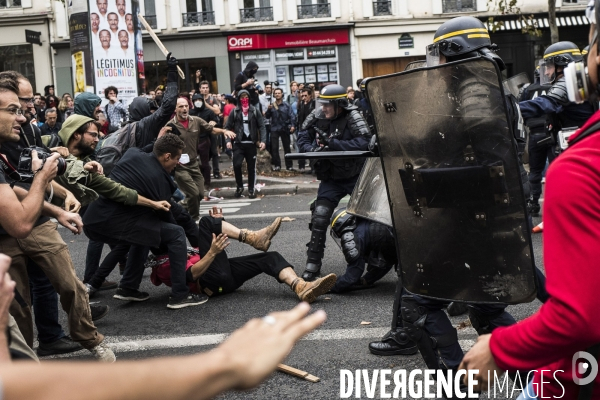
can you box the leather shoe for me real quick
[368,328,418,356]
[91,304,110,321]
[36,336,83,357]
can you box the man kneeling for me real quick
[150,207,337,303]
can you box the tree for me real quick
[486,0,546,38]
[548,0,559,43]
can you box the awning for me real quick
[482,11,589,32]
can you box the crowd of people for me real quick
[0,4,599,398]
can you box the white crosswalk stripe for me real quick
[199,198,261,215]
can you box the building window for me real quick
[442,0,474,13]
[297,0,331,19]
[0,44,35,90]
[0,0,21,7]
[373,0,391,16]
[562,0,586,3]
[143,0,157,28]
[240,0,273,22]
[182,0,215,26]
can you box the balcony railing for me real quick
[297,3,331,19]
[182,11,215,27]
[373,1,391,15]
[144,15,158,29]
[240,7,274,22]
[442,0,475,13]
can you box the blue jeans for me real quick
[517,380,538,400]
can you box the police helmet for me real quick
[316,84,350,120]
[582,45,590,56]
[539,41,582,85]
[533,65,540,80]
[330,208,356,237]
[426,17,505,70]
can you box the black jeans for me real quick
[528,133,556,202]
[196,216,291,295]
[27,260,65,344]
[232,142,257,190]
[270,129,292,169]
[88,221,190,300]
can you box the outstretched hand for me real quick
[217,303,327,389]
[208,206,224,219]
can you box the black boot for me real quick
[527,199,540,216]
[302,262,321,282]
[447,302,468,316]
[368,327,418,356]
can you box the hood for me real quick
[74,92,102,119]
[129,96,151,122]
[58,115,94,146]
[236,90,250,108]
[244,61,258,77]
[192,94,206,111]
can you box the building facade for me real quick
[0,0,589,97]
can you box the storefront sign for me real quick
[398,33,414,49]
[307,46,336,59]
[275,49,304,60]
[227,29,348,51]
[87,0,142,107]
[25,30,42,46]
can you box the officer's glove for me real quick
[166,52,179,82]
[310,145,328,152]
[315,127,330,147]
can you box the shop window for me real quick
[182,0,215,26]
[143,57,217,94]
[298,0,330,19]
[442,0,474,13]
[240,0,273,23]
[0,44,35,90]
[291,63,337,90]
[373,1,391,16]
[0,0,21,7]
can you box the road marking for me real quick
[45,327,478,358]
[224,211,312,220]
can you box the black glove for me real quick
[310,145,327,152]
[315,127,330,147]
[166,52,178,70]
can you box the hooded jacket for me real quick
[190,95,219,126]
[234,61,259,105]
[74,92,102,119]
[126,80,178,148]
[224,90,266,145]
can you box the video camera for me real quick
[17,146,66,183]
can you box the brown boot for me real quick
[240,217,282,251]
[291,274,337,304]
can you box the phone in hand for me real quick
[167,122,182,136]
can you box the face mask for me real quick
[240,97,250,108]
[194,101,203,108]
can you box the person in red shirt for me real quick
[150,207,337,303]
[460,5,600,398]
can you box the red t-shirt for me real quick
[224,104,235,118]
[490,110,600,399]
[150,253,200,293]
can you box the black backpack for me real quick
[95,122,137,177]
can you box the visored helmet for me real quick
[539,41,582,85]
[316,84,349,120]
[426,17,493,67]
[534,65,540,80]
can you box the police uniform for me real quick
[297,84,371,281]
[519,42,595,214]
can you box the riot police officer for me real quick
[520,42,595,215]
[367,16,548,378]
[297,84,371,281]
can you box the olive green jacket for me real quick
[55,155,138,206]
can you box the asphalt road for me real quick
[48,193,545,400]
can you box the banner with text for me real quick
[69,12,95,95]
[88,0,141,108]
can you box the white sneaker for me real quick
[89,341,116,362]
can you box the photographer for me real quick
[265,88,296,171]
[234,61,260,105]
[0,76,115,362]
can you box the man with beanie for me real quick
[224,90,266,199]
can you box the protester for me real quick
[40,108,61,137]
[234,61,260,105]
[104,86,128,133]
[265,88,296,171]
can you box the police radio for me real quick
[557,127,579,151]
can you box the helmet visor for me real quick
[539,58,556,85]
[315,98,339,120]
[426,43,440,67]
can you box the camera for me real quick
[263,80,279,87]
[17,146,66,183]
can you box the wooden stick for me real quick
[137,14,185,80]
[277,364,320,383]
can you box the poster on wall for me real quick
[88,0,140,107]
[69,12,95,95]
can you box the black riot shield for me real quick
[503,72,530,98]
[366,58,536,304]
[347,157,392,227]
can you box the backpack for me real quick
[95,122,137,177]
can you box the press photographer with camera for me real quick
[0,75,115,362]
[234,61,260,105]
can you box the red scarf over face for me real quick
[240,97,250,116]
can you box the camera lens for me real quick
[56,158,67,176]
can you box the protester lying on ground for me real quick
[149,207,337,304]
[0,253,327,400]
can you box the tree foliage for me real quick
[486,0,543,37]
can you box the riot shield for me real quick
[503,72,530,98]
[366,58,536,304]
[347,157,392,227]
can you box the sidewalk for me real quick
[205,148,319,199]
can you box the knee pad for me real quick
[310,200,334,232]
